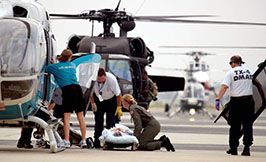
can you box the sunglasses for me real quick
[229,61,234,65]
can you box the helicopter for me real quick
[47,0,266,108]
[168,52,217,119]
[49,0,187,108]
[0,0,101,152]
[153,51,216,119]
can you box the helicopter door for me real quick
[129,61,143,101]
[72,53,101,109]
[41,31,56,103]
[252,60,266,119]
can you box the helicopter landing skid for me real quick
[27,116,66,153]
[168,107,182,118]
[201,108,216,120]
[168,107,216,120]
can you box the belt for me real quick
[231,95,252,100]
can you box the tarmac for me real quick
[0,107,266,162]
[0,143,265,162]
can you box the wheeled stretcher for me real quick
[99,124,138,150]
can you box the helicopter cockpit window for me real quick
[1,80,35,100]
[107,60,132,82]
[0,19,46,77]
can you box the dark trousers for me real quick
[18,127,33,144]
[94,95,117,140]
[228,95,254,149]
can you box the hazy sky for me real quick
[38,0,266,82]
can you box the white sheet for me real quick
[99,124,139,144]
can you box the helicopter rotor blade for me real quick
[134,18,266,26]
[159,45,266,49]
[50,13,82,18]
[50,12,104,20]
[156,52,215,56]
[134,15,216,19]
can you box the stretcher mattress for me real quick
[99,124,139,144]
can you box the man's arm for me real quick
[116,93,122,106]
[216,84,228,100]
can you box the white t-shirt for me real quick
[222,66,253,97]
[94,72,121,100]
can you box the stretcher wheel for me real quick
[103,143,107,150]
[131,142,137,151]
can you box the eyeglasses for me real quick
[229,61,233,65]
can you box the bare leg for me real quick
[63,112,71,141]
[76,111,86,140]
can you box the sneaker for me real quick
[79,140,87,149]
[63,140,71,148]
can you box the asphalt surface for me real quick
[0,107,266,162]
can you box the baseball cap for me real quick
[229,55,245,65]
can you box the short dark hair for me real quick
[98,68,106,77]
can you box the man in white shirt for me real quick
[90,68,122,148]
[216,55,262,156]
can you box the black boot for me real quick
[17,140,33,149]
[161,137,175,152]
[94,138,102,148]
[241,146,250,156]
[23,143,33,149]
[226,148,237,155]
[16,140,24,148]
[158,135,167,141]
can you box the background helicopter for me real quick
[42,0,266,109]
[159,51,217,119]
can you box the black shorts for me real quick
[61,84,85,113]
[53,104,64,118]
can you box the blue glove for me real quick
[216,99,220,111]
